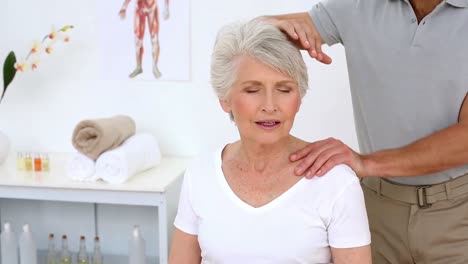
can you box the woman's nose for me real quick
[261,93,277,113]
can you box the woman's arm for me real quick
[169,228,201,264]
[331,245,372,264]
[325,168,372,263]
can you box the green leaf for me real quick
[1,51,17,103]
[59,25,74,32]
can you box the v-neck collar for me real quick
[214,146,307,214]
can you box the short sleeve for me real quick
[327,178,371,248]
[173,168,199,235]
[308,0,356,46]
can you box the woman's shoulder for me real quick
[324,164,358,180]
[310,164,360,194]
[324,164,358,183]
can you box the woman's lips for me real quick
[255,120,281,130]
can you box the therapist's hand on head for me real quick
[290,138,367,178]
[268,14,332,64]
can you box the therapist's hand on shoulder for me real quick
[265,12,332,64]
[290,137,367,178]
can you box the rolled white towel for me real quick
[95,133,161,184]
[66,152,97,181]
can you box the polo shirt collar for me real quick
[391,0,468,8]
[445,0,468,8]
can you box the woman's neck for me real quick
[231,136,302,174]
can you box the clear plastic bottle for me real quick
[59,235,72,264]
[19,224,37,264]
[129,225,146,264]
[1,222,19,264]
[92,236,103,264]
[42,153,50,172]
[46,233,58,264]
[77,235,89,264]
[17,152,25,171]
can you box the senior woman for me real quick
[169,19,371,264]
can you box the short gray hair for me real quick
[210,19,309,101]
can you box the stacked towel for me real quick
[95,133,161,184]
[66,152,98,182]
[72,115,136,160]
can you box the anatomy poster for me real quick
[98,0,190,81]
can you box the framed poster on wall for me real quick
[98,0,190,81]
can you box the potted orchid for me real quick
[0,25,74,164]
[1,25,74,103]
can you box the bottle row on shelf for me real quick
[47,234,102,264]
[17,152,50,172]
[0,223,147,264]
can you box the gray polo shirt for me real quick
[309,0,468,185]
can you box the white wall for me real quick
[0,0,356,257]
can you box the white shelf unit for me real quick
[0,153,188,264]
[37,250,158,264]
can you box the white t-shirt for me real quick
[174,147,371,264]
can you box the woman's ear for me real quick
[219,98,232,113]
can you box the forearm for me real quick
[169,229,201,264]
[362,122,468,177]
[121,0,131,10]
[266,12,311,21]
[331,246,372,264]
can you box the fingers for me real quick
[316,154,349,176]
[276,19,315,50]
[306,145,351,178]
[276,20,300,41]
[290,20,313,50]
[306,41,332,64]
[292,138,336,176]
[268,14,333,64]
[319,53,333,65]
[293,138,356,179]
[290,138,331,162]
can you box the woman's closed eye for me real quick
[244,87,261,93]
[277,86,292,93]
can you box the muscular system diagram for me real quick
[119,0,170,79]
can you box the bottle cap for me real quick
[133,225,141,237]
[49,233,54,238]
[23,224,30,232]
[4,222,11,232]
[80,235,85,240]
[62,234,67,239]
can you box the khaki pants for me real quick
[362,177,468,264]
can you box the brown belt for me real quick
[361,173,468,209]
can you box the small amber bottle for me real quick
[24,153,33,171]
[34,153,42,171]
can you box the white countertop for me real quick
[0,153,190,193]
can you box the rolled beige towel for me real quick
[72,115,136,160]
